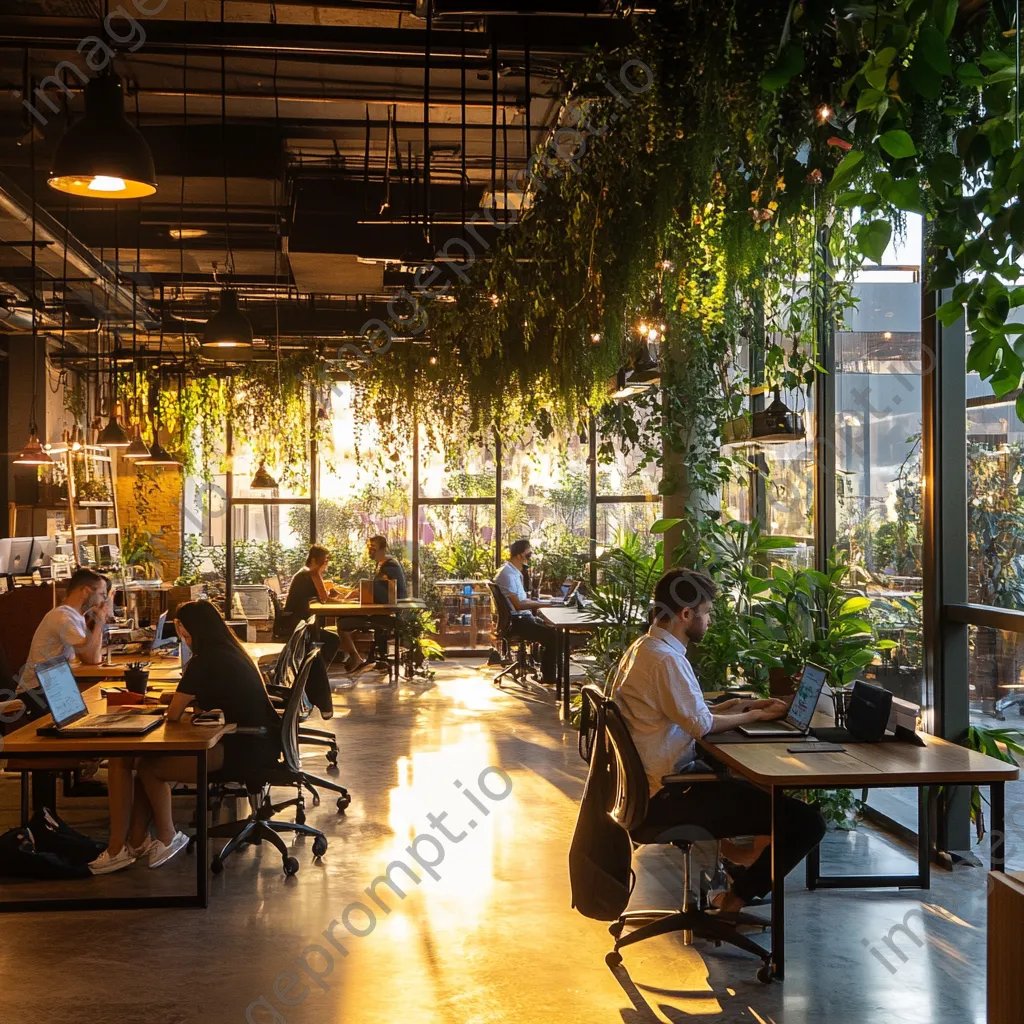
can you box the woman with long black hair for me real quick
[89,600,282,874]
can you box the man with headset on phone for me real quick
[612,567,826,914]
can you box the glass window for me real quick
[596,500,661,556]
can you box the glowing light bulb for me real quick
[429,355,437,365]
[659,323,667,332]
[816,105,833,124]
[489,293,499,306]
[883,331,893,340]
[87,175,128,192]
[591,332,602,344]
[647,327,659,341]
[638,322,649,334]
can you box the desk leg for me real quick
[562,630,571,721]
[771,786,785,981]
[991,781,1005,873]
[196,748,209,908]
[918,786,931,889]
[393,625,401,685]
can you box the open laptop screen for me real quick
[151,611,173,650]
[787,664,828,731]
[34,658,88,727]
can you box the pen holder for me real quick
[124,667,150,695]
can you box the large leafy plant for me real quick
[748,551,896,686]
[584,531,664,690]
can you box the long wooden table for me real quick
[0,684,233,913]
[70,641,285,683]
[699,719,1019,980]
[309,600,425,683]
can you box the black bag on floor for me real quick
[0,807,103,880]
[568,703,634,921]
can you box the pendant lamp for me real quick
[201,290,254,358]
[250,459,278,489]
[14,432,54,466]
[751,389,806,444]
[99,408,130,447]
[123,424,151,459]
[48,71,157,199]
[139,439,180,466]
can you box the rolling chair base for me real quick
[607,841,773,984]
[210,812,328,876]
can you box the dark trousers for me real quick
[311,626,342,668]
[509,613,558,683]
[643,778,826,903]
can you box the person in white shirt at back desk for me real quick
[494,539,559,685]
[612,568,826,915]
[16,567,113,718]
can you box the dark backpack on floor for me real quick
[0,807,104,880]
[568,700,634,921]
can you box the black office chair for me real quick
[593,686,774,983]
[486,582,548,698]
[266,617,342,769]
[263,618,351,816]
[209,649,332,876]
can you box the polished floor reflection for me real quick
[0,660,1001,1024]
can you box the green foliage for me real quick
[120,524,160,578]
[533,522,589,588]
[747,551,896,686]
[960,726,1024,841]
[436,536,492,580]
[394,608,446,678]
[175,533,205,586]
[584,531,663,688]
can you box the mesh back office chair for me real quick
[586,685,774,983]
[487,582,549,698]
[209,649,331,877]
[263,618,352,816]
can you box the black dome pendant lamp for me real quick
[751,388,806,444]
[201,289,254,358]
[48,71,157,200]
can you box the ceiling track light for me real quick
[48,71,157,200]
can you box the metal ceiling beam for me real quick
[0,16,628,62]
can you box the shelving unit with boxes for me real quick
[433,579,494,650]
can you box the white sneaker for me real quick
[89,847,136,875]
[128,835,158,859]
[148,831,190,869]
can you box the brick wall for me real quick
[115,460,183,581]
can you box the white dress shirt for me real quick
[494,560,528,608]
[18,604,89,692]
[611,625,714,797]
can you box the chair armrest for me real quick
[661,772,720,785]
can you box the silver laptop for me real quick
[558,581,581,605]
[738,663,828,737]
[150,611,174,651]
[35,657,164,735]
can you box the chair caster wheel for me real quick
[337,795,351,813]
[211,857,224,875]
[312,835,328,857]
[284,856,300,876]
[608,921,624,937]
[327,750,338,765]
[605,950,622,968]
[757,964,773,985]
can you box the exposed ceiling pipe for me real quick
[0,174,159,327]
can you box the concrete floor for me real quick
[0,659,1010,1024]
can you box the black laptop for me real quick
[35,657,164,736]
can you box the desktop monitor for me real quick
[29,537,55,571]
[150,611,175,651]
[0,538,11,575]
[8,538,34,575]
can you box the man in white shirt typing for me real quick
[494,539,559,685]
[612,568,825,914]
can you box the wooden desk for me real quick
[538,606,610,718]
[71,641,285,682]
[699,721,1018,980]
[988,871,1024,1024]
[1,684,232,913]
[309,601,425,683]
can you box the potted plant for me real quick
[747,550,897,695]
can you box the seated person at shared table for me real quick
[280,544,365,672]
[494,539,559,686]
[612,568,826,914]
[90,599,283,874]
[16,567,113,716]
[368,534,407,598]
